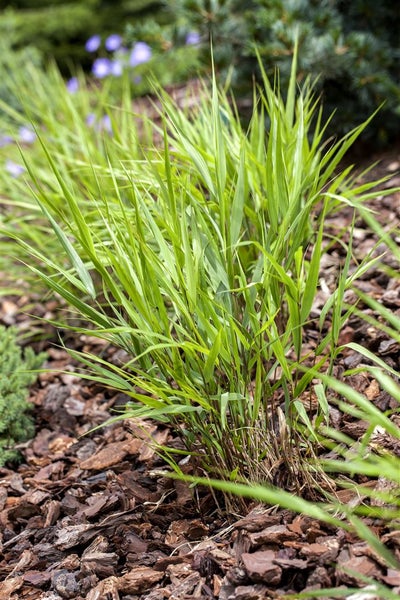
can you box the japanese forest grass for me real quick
[1,59,393,499]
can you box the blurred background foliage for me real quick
[0,0,399,143]
[0,0,164,72]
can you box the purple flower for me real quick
[85,113,113,134]
[101,115,112,134]
[66,77,79,93]
[18,126,36,144]
[92,57,113,78]
[111,60,123,76]
[5,159,25,178]
[0,134,13,148]
[129,42,152,67]
[85,34,101,53]
[105,34,122,52]
[86,113,96,127]
[185,31,200,45]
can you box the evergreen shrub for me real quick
[0,326,46,466]
[0,38,42,121]
[170,0,400,142]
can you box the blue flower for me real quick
[18,126,36,144]
[185,31,200,45]
[6,160,25,178]
[66,77,79,93]
[85,113,113,135]
[105,34,122,52]
[101,115,112,133]
[85,34,101,53]
[92,57,113,78]
[129,42,152,67]
[0,134,13,148]
[111,60,123,76]
[86,113,96,127]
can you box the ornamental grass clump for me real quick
[3,55,391,497]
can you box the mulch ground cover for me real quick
[0,146,400,599]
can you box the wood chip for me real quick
[79,438,143,470]
[118,566,164,593]
[241,551,282,585]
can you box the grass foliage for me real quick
[1,55,391,494]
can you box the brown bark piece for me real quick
[249,524,297,546]
[241,551,282,585]
[165,518,209,547]
[85,576,120,600]
[79,438,143,470]
[81,534,118,578]
[117,566,164,593]
[173,478,195,506]
[306,565,332,588]
[167,570,203,598]
[0,576,24,597]
[287,515,305,535]
[139,427,169,461]
[273,557,308,569]
[44,499,61,527]
[166,561,193,583]
[382,530,400,546]
[54,524,97,550]
[234,584,274,600]
[337,554,382,585]
[382,569,400,586]
[23,570,52,586]
[234,511,281,532]
[81,551,118,578]
[299,539,339,563]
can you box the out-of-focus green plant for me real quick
[0,37,42,123]
[0,59,157,289]
[0,0,164,74]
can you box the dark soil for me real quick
[0,148,400,600]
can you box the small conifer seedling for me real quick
[0,325,46,466]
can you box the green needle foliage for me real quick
[168,0,400,142]
[0,326,46,466]
[0,55,392,498]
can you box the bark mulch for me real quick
[0,150,400,600]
